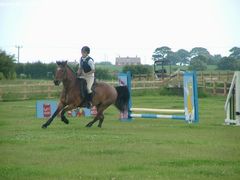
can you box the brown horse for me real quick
[42,61,129,128]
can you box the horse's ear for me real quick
[56,61,61,65]
[63,60,68,66]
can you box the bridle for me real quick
[54,64,68,85]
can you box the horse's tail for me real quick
[114,86,130,112]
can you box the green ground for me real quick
[0,95,240,180]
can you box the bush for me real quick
[122,65,152,76]
[11,72,17,80]
[95,68,113,80]
[0,72,5,80]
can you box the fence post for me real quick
[23,82,27,99]
[177,71,180,81]
[213,81,216,95]
[48,85,51,99]
[224,81,227,96]
[203,79,206,93]
[227,71,229,81]
[0,87,2,101]
[200,72,203,86]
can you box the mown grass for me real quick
[0,95,240,179]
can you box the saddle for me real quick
[77,77,96,105]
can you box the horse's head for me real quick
[54,61,68,86]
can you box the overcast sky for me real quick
[0,0,239,64]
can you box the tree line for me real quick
[0,49,152,80]
[1,46,240,80]
[8,61,115,80]
[152,46,240,71]
[0,49,116,80]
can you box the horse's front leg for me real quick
[60,104,77,124]
[42,103,65,129]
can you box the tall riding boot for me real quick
[86,92,92,108]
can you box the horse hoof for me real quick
[61,117,69,124]
[86,123,92,128]
[63,119,69,124]
[42,124,48,129]
[98,125,102,128]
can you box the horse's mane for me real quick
[57,61,77,76]
[66,64,77,77]
[62,63,87,99]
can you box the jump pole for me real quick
[130,108,184,113]
[118,71,199,124]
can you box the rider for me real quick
[77,46,95,108]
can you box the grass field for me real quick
[0,95,240,179]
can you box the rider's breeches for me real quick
[84,76,94,93]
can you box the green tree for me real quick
[16,61,55,79]
[189,55,207,71]
[217,57,239,70]
[0,49,16,79]
[25,61,47,79]
[152,46,172,62]
[46,63,57,79]
[15,63,25,76]
[209,54,222,65]
[229,47,240,59]
[166,51,180,65]
[152,46,174,75]
[190,47,211,59]
[175,49,190,65]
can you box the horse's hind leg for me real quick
[97,104,110,128]
[98,114,104,128]
[86,114,100,127]
[85,113,104,128]
[86,104,108,128]
[86,108,103,128]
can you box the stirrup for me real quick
[86,102,92,109]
